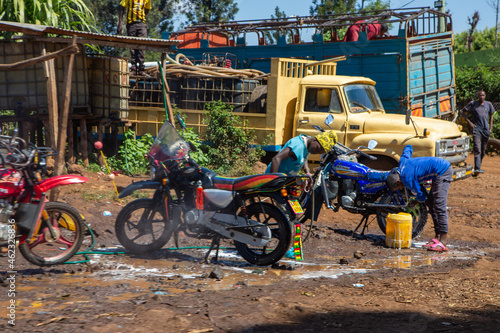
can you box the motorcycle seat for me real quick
[366,170,390,182]
[213,173,285,191]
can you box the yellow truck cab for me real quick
[293,73,472,178]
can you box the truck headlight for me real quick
[464,137,470,150]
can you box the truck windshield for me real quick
[344,84,384,113]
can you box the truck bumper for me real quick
[452,163,474,181]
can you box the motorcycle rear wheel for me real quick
[115,198,174,254]
[234,202,292,266]
[376,193,428,238]
[19,202,84,266]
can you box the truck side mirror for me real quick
[325,114,334,127]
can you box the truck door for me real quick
[295,87,347,144]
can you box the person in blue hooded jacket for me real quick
[385,145,453,251]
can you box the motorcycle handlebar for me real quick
[358,150,377,161]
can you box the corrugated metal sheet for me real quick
[0,21,178,52]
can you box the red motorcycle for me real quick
[0,130,87,266]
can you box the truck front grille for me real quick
[435,137,470,164]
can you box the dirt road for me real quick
[1,155,499,332]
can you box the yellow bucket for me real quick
[385,213,412,249]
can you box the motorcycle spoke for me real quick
[55,236,75,247]
[27,234,46,249]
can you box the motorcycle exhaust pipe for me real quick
[364,202,406,211]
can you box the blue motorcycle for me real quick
[301,116,428,240]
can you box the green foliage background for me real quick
[455,65,500,108]
[108,130,154,175]
[202,101,264,176]
[454,27,498,53]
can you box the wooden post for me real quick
[36,122,44,146]
[54,36,77,177]
[97,122,104,167]
[80,118,89,167]
[67,118,75,164]
[42,43,58,149]
[111,124,119,156]
[29,121,36,144]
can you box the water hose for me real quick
[64,223,234,264]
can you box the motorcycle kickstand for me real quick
[353,214,370,238]
[202,236,221,264]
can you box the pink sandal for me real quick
[427,241,448,252]
[422,239,439,249]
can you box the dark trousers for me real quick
[472,129,489,171]
[427,166,453,235]
[126,21,147,69]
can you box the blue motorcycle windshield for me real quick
[148,121,190,162]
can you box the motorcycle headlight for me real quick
[150,164,165,181]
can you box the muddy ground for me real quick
[1,154,499,333]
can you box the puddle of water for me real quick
[86,246,472,288]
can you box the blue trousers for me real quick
[427,166,453,235]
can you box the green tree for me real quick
[359,0,390,13]
[84,0,176,38]
[309,0,357,16]
[309,0,389,41]
[454,26,498,53]
[264,7,288,45]
[83,0,178,60]
[0,0,96,36]
[455,65,500,108]
[184,0,238,25]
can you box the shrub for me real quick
[455,65,500,108]
[108,130,153,176]
[202,101,264,176]
[181,127,210,166]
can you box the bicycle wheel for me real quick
[234,202,292,266]
[115,198,174,254]
[376,193,428,238]
[19,202,84,266]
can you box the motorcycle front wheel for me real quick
[234,202,292,266]
[376,193,428,238]
[115,198,174,254]
[19,202,84,266]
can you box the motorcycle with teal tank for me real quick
[115,119,308,266]
[301,115,428,239]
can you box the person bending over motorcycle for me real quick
[266,131,337,175]
[266,131,337,258]
[385,145,453,252]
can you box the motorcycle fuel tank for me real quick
[331,160,370,180]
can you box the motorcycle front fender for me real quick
[118,180,161,198]
[35,175,88,196]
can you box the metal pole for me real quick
[440,0,446,33]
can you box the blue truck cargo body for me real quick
[169,7,455,119]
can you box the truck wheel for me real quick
[358,155,398,171]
